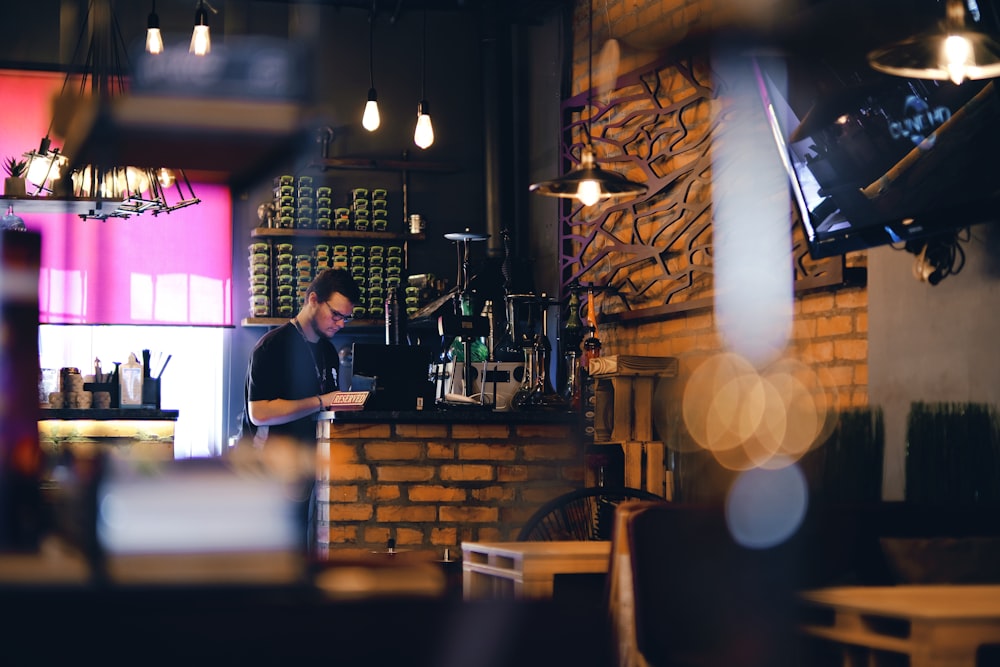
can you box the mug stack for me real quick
[51,367,92,409]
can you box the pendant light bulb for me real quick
[943,34,973,84]
[362,11,380,132]
[363,89,381,132]
[190,1,211,56]
[576,179,602,207]
[146,2,163,55]
[414,10,434,149]
[23,137,67,188]
[414,101,434,149]
[157,167,176,188]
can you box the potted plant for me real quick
[4,157,28,197]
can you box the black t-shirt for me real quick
[242,321,340,446]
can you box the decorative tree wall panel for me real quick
[559,53,846,323]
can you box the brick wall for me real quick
[559,0,871,503]
[316,419,583,557]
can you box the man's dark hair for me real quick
[308,268,362,304]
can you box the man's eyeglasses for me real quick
[324,301,354,324]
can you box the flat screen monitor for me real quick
[350,343,436,411]
[754,51,1000,259]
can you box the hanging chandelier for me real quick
[25,0,199,220]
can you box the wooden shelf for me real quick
[250,228,421,241]
[39,408,179,421]
[308,157,455,173]
[0,195,122,216]
[242,317,385,328]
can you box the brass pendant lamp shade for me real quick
[868,0,1000,84]
[529,145,646,205]
[530,2,647,205]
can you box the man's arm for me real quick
[248,390,343,426]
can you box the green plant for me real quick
[906,402,999,505]
[4,157,27,178]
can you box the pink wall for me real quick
[0,70,232,326]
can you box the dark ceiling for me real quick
[260,0,574,25]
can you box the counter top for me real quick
[319,407,578,424]
[39,408,180,421]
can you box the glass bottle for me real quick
[510,343,538,410]
[563,291,583,353]
[564,349,580,408]
[385,285,407,345]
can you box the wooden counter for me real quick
[39,408,179,460]
[40,408,179,421]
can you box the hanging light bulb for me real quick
[23,136,67,193]
[362,10,380,132]
[414,10,435,149]
[190,0,212,56]
[414,100,434,149]
[363,89,381,132]
[576,179,602,207]
[146,0,164,55]
[528,0,646,204]
[156,168,176,188]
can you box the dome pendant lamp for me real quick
[530,1,646,205]
[868,0,1000,84]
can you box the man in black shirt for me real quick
[240,269,361,554]
[242,268,361,448]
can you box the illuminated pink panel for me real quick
[0,69,233,326]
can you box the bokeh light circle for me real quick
[725,463,808,549]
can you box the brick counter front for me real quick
[315,411,584,558]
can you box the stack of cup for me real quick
[55,367,93,408]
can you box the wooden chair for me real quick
[607,502,801,667]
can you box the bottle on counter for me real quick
[119,352,143,408]
[385,285,408,345]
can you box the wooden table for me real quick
[799,585,1000,667]
[461,541,612,600]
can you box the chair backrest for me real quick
[608,502,800,667]
[517,486,662,541]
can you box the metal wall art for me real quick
[558,52,849,324]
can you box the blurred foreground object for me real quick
[96,449,311,585]
[54,35,313,188]
[0,230,43,552]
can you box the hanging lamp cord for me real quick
[586,0,594,144]
[421,9,427,100]
[368,3,376,89]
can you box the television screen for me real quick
[755,51,1000,259]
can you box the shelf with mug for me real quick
[307,156,455,174]
[0,195,122,216]
[241,317,386,329]
[249,228,422,241]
